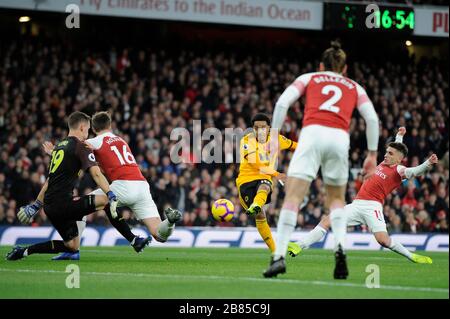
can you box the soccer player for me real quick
[293,127,436,269]
[264,41,380,278]
[237,113,300,256]
[6,112,119,261]
[18,144,152,260]
[37,111,182,259]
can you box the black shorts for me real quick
[44,195,97,242]
[238,179,273,210]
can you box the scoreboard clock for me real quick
[326,2,415,33]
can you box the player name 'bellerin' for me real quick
[312,75,355,89]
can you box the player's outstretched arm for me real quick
[36,179,48,204]
[88,165,119,218]
[395,126,406,143]
[399,154,438,179]
[17,179,48,224]
[357,89,379,178]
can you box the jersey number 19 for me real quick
[49,150,65,173]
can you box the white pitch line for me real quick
[0,268,447,294]
[81,250,404,261]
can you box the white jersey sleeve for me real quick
[290,72,314,95]
[271,73,313,130]
[355,83,379,152]
[86,136,103,150]
[397,160,432,179]
[395,134,404,143]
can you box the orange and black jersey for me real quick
[236,133,297,188]
[45,136,97,203]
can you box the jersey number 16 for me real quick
[111,145,136,165]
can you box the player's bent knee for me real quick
[255,211,267,220]
[258,184,271,193]
[319,215,331,229]
[377,239,390,248]
[94,195,108,208]
[374,233,390,247]
[142,217,161,237]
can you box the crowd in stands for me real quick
[0,37,448,234]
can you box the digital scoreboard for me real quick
[326,3,415,33]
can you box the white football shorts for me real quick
[287,124,350,186]
[90,180,159,220]
[345,199,387,233]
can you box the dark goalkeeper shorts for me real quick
[238,179,273,210]
[44,195,97,242]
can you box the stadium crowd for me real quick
[0,38,448,234]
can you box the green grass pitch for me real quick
[0,246,448,299]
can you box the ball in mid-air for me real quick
[211,199,235,222]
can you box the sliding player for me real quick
[22,112,182,260]
[292,127,435,271]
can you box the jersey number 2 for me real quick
[111,145,136,165]
[319,85,342,113]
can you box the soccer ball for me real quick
[211,199,235,222]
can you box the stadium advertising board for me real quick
[414,7,449,37]
[0,226,447,252]
[0,0,323,30]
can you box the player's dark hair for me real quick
[321,40,346,73]
[68,111,91,130]
[92,111,112,132]
[251,113,271,126]
[387,142,409,158]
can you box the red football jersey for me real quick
[87,132,145,182]
[290,71,369,131]
[355,162,406,204]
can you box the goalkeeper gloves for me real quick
[18,200,43,224]
[107,191,119,219]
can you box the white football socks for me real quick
[273,209,297,260]
[76,216,87,237]
[330,207,347,251]
[389,238,413,260]
[156,219,175,242]
[298,225,328,249]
